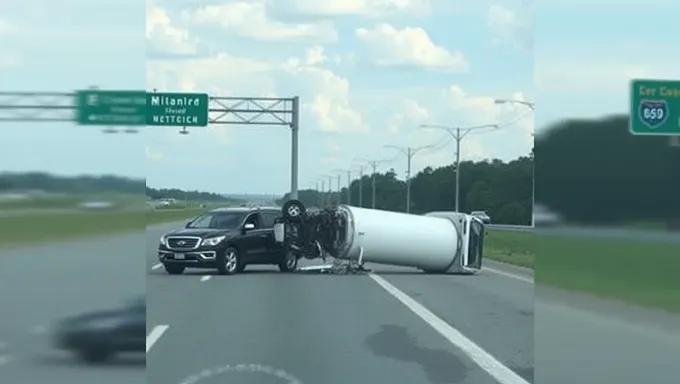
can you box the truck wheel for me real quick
[164,264,185,275]
[278,251,298,272]
[217,247,241,275]
[282,200,305,222]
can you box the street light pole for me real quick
[354,158,390,209]
[321,175,333,206]
[494,99,535,110]
[346,170,351,205]
[384,144,436,213]
[354,165,364,207]
[420,123,499,212]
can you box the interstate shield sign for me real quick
[638,99,669,129]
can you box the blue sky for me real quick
[0,0,533,194]
[11,1,678,195]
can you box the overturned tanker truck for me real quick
[274,200,485,274]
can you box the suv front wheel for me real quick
[217,247,242,275]
[164,264,185,275]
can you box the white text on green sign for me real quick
[147,93,209,127]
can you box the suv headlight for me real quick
[160,236,167,246]
[201,236,225,246]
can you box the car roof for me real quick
[209,206,280,214]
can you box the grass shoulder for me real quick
[484,228,680,313]
[0,209,206,248]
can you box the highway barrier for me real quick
[486,224,532,231]
[487,223,679,243]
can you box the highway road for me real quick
[0,232,145,384]
[535,286,680,384]
[146,223,535,384]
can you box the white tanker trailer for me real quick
[275,200,485,274]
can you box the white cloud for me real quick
[305,46,328,66]
[0,53,22,68]
[356,23,468,71]
[148,46,367,135]
[444,85,533,140]
[537,56,680,95]
[284,61,368,133]
[285,0,431,18]
[145,146,164,161]
[0,18,12,36]
[147,3,198,55]
[486,4,532,50]
[388,99,430,134]
[184,1,338,43]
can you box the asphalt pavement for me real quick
[535,285,680,384]
[0,231,145,384]
[146,224,535,384]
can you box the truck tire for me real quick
[282,200,305,222]
[217,246,242,275]
[278,251,298,272]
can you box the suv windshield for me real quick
[471,211,486,216]
[467,220,484,268]
[187,211,246,229]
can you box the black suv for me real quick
[157,207,297,275]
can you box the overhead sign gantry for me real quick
[0,90,301,198]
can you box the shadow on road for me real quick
[31,354,145,368]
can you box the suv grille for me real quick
[167,237,200,249]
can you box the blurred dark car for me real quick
[533,204,562,227]
[51,297,145,363]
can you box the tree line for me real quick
[146,187,237,202]
[278,156,534,225]
[0,172,234,203]
[0,172,144,194]
[536,114,679,226]
[278,113,679,228]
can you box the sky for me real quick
[1,1,678,195]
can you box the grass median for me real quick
[0,209,207,248]
[484,228,680,313]
[484,230,535,268]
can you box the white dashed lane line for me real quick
[150,262,212,281]
[484,267,533,284]
[146,325,170,353]
[0,342,10,366]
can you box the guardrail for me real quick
[486,223,680,243]
[486,224,533,231]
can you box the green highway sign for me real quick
[146,92,209,127]
[629,79,680,135]
[75,90,146,125]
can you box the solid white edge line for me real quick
[484,267,534,284]
[146,325,169,353]
[368,274,530,384]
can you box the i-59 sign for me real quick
[630,79,680,135]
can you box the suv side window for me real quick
[243,213,262,229]
[261,211,280,228]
